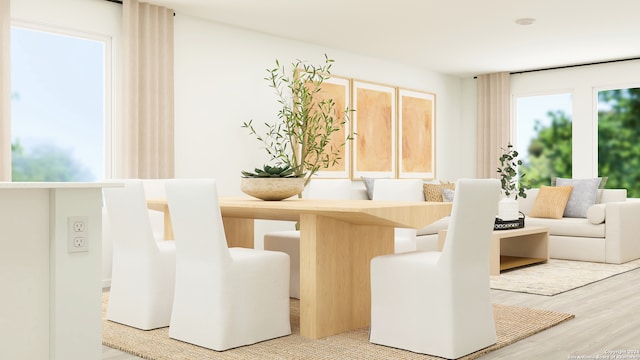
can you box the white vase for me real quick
[498,197,519,221]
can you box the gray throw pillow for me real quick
[555,177,602,218]
[552,176,607,189]
[441,188,455,202]
[361,176,376,200]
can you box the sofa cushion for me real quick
[525,217,605,238]
[555,177,601,218]
[586,203,606,224]
[529,185,573,219]
[599,188,627,203]
[423,183,455,202]
[417,214,606,239]
[552,176,607,189]
[441,188,455,202]
[361,176,377,200]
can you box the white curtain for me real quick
[476,72,511,178]
[0,0,10,181]
[122,0,174,179]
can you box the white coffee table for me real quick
[438,225,549,275]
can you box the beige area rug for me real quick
[490,258,640,296]
[102,292,573,360]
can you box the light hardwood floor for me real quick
[103,266,640,359]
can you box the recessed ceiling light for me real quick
[515,18,536,25]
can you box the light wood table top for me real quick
[148,197,452,339]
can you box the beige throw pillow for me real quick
[423,183,455,202]
[529,185,574,219]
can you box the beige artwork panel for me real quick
[352,81,396,178]
[398,89,436,179]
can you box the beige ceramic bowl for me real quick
[240,177,305,201]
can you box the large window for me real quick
[598,87,640,197]
[515,93,573,187]
[10,25,108,181]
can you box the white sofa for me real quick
[417,188,640,264]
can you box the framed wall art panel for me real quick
[398,88,436,179]
[352,80,396,179]
[312,75,352,178]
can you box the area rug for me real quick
[102,292,573,360]
[490,258,640,296]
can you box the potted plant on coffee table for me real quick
[241,54,352,200]
[496,143,530,223]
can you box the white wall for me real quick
[172,14,466,193]
[171,15,467,245]
[509,59,640,179]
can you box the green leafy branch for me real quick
[497,143,530,199]
[242,54,353,186]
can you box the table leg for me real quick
[490,235,501,275]
[222,217,254,248]
[299,213,394,339]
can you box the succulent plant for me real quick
[241,164,304,178]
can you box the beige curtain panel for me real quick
[476,72,511,178]
[0,0,10,181]
[123,0,175,179]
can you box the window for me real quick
[598,87,640,197]
[10,25,109,181]
[515,93,573,187]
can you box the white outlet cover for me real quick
[68,216,89,253]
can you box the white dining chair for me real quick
[372,178,425,253]
[165,178,291,351]
[263,179,354,298]
[369,179,500,359]
[141,178,170,240]
[103,179,176,330]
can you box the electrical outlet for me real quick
[68,216,89,253]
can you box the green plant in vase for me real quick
[242,54,352,191]
[496,143,530,222]
[497,143,530,199]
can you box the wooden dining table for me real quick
[147,197,452,339]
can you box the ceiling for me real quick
[149,0,640,77]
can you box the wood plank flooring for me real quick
[103,266,640,359]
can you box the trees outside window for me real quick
[598,87,640,197]
[515,93,573,188]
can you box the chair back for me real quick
[165,179,233,267]
[373,179,425,240]
[103,180,158,256]
[142,179,169,239]
[440,179,500,276]
[305,179,353,199]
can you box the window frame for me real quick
[10,20,113,181]
[511,90,574,187]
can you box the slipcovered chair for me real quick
[264,179,354,298]
[141,179,170,240]
[372,178,425,253]
[370,179,500,359]
[165,178,291,351]
[103,180,176,330]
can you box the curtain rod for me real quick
[510,56,640,75]
[104,0,175,15]
[473,56,640,79]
